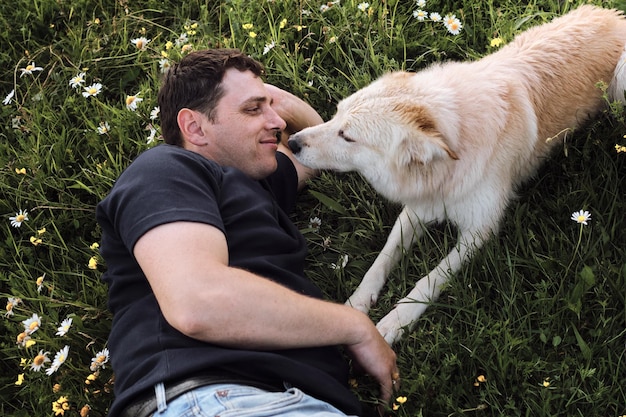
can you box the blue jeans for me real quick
[151,383,358,417]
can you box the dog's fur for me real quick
[288,5,626,344]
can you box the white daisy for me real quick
[97,121,111,135]
[82,83,103,98]
[125,93,143,111]
[5,297,22,318]
[330,254,349,270]
[20,62,43,77]
[263,41,276,55]
[309,217,322,229]
[46,345,70,375]
[146,125,158,144]
[9,209,28,228]
[36,273,45,293]
[69,72,86,89]
[413,10,427,21]
[22,313,41,335]
[159,58,171,73]
[56,317,73,336]
[357,2,369,12]
[175,33,188,47]
[31,350,51,372]
[571,210,591,225]
[90,348,110,372]
[416,0,426,7]
[429,12,442,22]
[3,89,15,105]
[150,106,160,120]
[131,36,151,50]
[444,14,463,35]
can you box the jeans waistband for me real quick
[119,374,286,417]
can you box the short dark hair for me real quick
[157,49,265,146]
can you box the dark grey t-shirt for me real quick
[96,144,361,416]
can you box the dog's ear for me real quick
[394,103,459,166]
[397,133,459,167]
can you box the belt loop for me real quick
[155,382,167,413]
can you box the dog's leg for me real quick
[375,230,485,344]
[345,206,424,314]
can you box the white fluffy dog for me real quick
[288,5,626,344]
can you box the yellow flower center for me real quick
[6,302,13,311]
[17,332,27,342]
[37,276,44,285]
[88,87,97,95]
[136,40,144,49]
[26,64,34,71]
[126,96,136,106]
[29,322,39,331]
[96,354,107,363]
[16,214,25,222]
[577,215,585,222]
[34,354,46,366]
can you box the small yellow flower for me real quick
[161,50,169,58]
[85,372,98,384]
[15,373,24,386]
[392,403,400,411]
[490,37,504,48]
[53,383,62,393]
[88,257,98,270]
[396,396,407,404]
[52,396,70,416]
[242,23,254,30]
[38,227,46,235]
[25,339,36,348]
[616,144,626,153]
[15,167,26,174]
[93,17,100,25]
[181,44,193,53]
[30,236,43,246]
[90,242,100,250]
[165,41,173,50]
[477,375,487,383]
[542,378,551,387]
[249,31,257,38]
[279,18,287,29]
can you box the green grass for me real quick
[1,0,625,416]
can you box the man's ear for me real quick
[177,108,209,146]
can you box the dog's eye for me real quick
[339,130,355,143]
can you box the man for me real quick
[96,49,398,417]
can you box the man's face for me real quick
[195,69,287,179]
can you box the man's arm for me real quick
[134,221,399,402]
[265,84,321,189]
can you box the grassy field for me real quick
[0,0,624,416]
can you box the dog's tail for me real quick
[608,46,626,103]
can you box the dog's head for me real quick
[288,73,458,190]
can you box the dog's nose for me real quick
[287,138,302,154]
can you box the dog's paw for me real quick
[345,290,377,314]
[375,311,405,345]
[376,301,427,345]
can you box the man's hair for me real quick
[158,49,265,146]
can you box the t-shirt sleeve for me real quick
[98,146,225,253]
